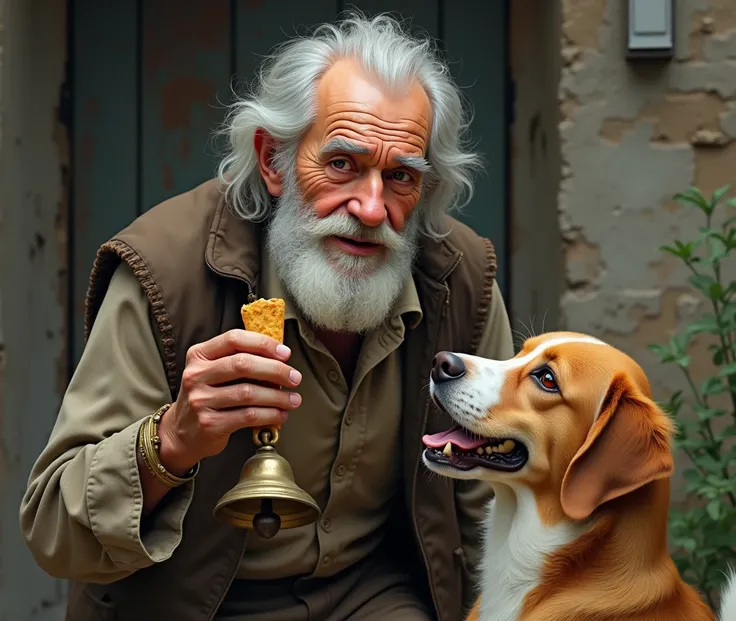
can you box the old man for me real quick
[21,12,514,621]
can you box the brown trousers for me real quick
[217,551,434,621]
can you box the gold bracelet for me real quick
[137,404,199,488]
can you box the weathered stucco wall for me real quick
[0,4,5,453]
[0,1,70,619]
[558,0,736,499]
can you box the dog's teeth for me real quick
[476,447,484,455]
[485,446,493,455]
[496,440,515,454]
[443,442,453,457]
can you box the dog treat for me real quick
[241,297,287,435]
[241,298,286,343]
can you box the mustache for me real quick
[301,212,405,252]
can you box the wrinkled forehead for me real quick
[311,58,433,156]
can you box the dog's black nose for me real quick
[431,351,466,383]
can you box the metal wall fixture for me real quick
[626,0,675,60]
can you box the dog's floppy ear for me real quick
[560,372,674,520]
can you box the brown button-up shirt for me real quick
[21,246,514,583]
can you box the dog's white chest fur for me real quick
[477,485,585,621]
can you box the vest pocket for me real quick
[66,586,117,621]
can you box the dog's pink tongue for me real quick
[422,425,486,450]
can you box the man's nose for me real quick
[346,171,387,228]
[431,352,466,383]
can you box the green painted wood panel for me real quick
[234,0,338,86]
[71,1,139,365]
[140,1,232,212]
[442,0,510,299]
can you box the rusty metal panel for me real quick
[442,0,510,299]
[140,0,232,212]
[71,1,140,365]
[342,0,439,37]
[234,0,337,85]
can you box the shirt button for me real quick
[344,413,353,426]
[322,556,332,566]
[321,517,332,531]
[336,465,347,476]
[327,369,339,382]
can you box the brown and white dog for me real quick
[422,332,736,621]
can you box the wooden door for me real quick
[71,0,509,367]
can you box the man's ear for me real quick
[254,129,283,196]
[560,373,674,520]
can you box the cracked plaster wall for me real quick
[559,0,736,501]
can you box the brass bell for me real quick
[214,427,320,538]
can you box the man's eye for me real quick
[390,170,412,183]
[329,159,353,171]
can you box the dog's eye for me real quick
[531,367,559,393]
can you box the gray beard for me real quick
[265,172,420,334]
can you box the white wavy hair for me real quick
[216,11,482,239]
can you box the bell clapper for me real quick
[253,497,282,539]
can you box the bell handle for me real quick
[252,426,280,447]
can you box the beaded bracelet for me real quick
[137,404,199,488]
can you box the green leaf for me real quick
[682,469,701,485]
[677,436,711,451]
[661,241,697,261]
[704,531,736,548]
[708,236,729,264]
[717,362,736,378]
[693,453,724,474]
[685,315,721,337]
[674,187,711,213]
[700,376,726,396]
[694,405,726,422]
[711,184,731,210]
[689,273,721,300]
[723,212,736,230]
[707,500,722,521]
[648,343,676,364]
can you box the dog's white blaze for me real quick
[458,336,606,414]
[477,485,587,621]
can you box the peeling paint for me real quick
[558,0,736,504]
[600,92,727,144]
[566,236,603,289]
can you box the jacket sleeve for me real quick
[454,280,515,606]
[19,262,194,584]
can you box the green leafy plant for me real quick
[648,185,736,608]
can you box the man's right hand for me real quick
[156,329,303,475]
